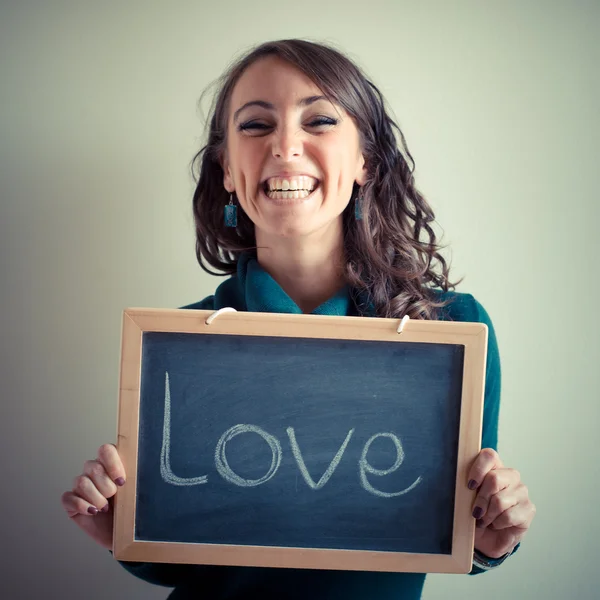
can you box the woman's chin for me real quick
[259,218,318,239]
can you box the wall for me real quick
[1,1,597,598]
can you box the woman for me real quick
[61,39,535,599]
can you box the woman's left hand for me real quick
[468,448,536,559]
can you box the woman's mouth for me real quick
[260,179,321,204]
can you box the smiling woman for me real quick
[191,39,461,318]
[62,38,535,600]
[220,55,368,294]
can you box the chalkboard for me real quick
[114,308,488,574]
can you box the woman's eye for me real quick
[238,117,338,132]
[238,122,270,131]
[308,117,338,127]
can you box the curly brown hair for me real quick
[191,38,462,320]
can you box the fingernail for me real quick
[87,506,98,515]
[472,506,483,519]
[468,479,478,490]
[476,519,485,528]
[115,477,125,486]
[101,504,110,513]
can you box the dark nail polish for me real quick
[115,477,125,486]
[87,506,98,515]
[468,479,478,490]
[476,519,485,528]
[472,506,483,519]
[101,504,110,513]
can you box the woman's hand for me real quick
[61,443,126,550]
[468,448,536,559]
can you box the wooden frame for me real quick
[113,308,487,574]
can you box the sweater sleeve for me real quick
[441,292,501,452]
[471,295,501,453]
[113,553,235,591]
[462,295,522,575]
[112,553,197,588]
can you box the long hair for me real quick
[191,39,462,319]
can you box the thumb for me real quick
[69,497,114,550]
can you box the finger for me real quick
[62,489,105,517]
[83,459,118,500]
[71,474,110,514]
[96,443,126,486]
[471,468,520,524]
[489,498,536,531]
[467,448,504,490]
[480,482,528,528]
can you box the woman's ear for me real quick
[355,153,367,187]
[221,152,235,193]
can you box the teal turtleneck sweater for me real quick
[116,252,506,599]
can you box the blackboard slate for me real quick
[135,331,464,555]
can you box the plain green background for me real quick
[1,1,598,598]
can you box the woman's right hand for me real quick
[61,443,126,550]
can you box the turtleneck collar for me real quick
[235,251,367,316]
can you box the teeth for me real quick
[266,189,313,199]
[265,176,317,192]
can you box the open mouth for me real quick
[261,180,321,200]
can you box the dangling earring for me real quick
[355,187,363,221]
[224,193,237,227]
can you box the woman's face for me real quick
[222,56,367,239]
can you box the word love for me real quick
[159,373,422,498]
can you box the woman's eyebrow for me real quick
[233,95,329,123]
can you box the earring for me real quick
[355,187,363,221]
[224,193,237,227]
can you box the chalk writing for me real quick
[160,372,208,486]
[159,371,422,497]
[287,426,354,490]
[215,424,282,487]
[359,432,422,497]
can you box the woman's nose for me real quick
[271,124,303,160]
